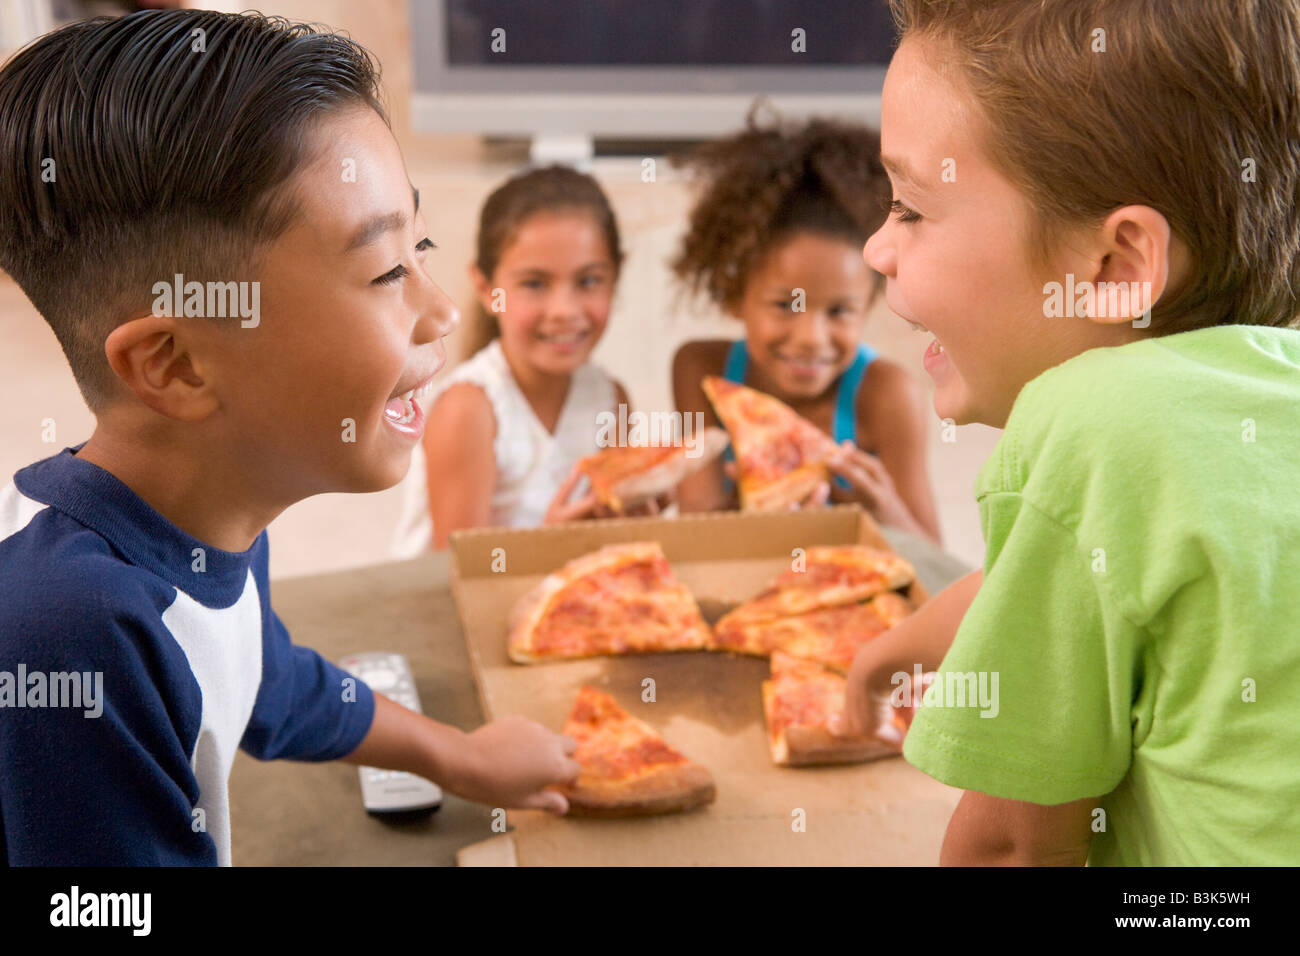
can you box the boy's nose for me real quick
[863,227,895,277]
[416,278,460,344]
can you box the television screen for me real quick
[445,0,897,66]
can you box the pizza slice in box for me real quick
[712,591,912,672]
[508,542,711,663]
[721,545,916,627]
[556,686,716,816]
[701,376,840,511]
[762,651,904,767]
[576,427,728,512]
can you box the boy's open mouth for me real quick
[907,319,945,354]
[384,378,435,428]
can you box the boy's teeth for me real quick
[398,396,415,424]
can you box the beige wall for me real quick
[0,2,995,580]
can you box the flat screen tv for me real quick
[411,0,898,153]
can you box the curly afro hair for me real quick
[670,101,891,313]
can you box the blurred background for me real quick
[0,0,1000,578]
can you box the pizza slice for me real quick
[701,376,840,511]
[508,542,712,663]
[576,427,729,512]
[719,545,916,627]
[762,651,903,766]
[556,686,716,816]
[711,591,913,672]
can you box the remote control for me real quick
[337,652,443,814]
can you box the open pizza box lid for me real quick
[449,505,960,866]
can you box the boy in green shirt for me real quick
[836,0,1300,865]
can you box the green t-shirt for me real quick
[903,324,1300,866]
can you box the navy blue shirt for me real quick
[0,448,376,865]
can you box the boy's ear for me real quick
[1086,205,1175,326]
[103,314,220,422]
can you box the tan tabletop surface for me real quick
[228,528,973,866]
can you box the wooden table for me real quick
[228,528,973,866]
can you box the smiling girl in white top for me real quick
[395,165,635,552]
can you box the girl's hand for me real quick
[544,466,673,523]
[544,466,607,523]
[827,440,920,531]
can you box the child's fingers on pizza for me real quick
[808,480,830,508]
[522,788,570,814]
[560,491,603,521]
[560,733,578,756]
[829,456,885,503]
[789,480,830,511]
[551,466,583,503]
[564,754,583,779]
[830,687,860,736]
[832,441,893,488]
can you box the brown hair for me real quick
[669,102,891,313]
[466,164,624,357]
[889,0,1300,330]
[0,10,388,408]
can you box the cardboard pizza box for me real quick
[448,504,959,866]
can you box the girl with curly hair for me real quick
[670,107,941,542]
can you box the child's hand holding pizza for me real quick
[544,466,612,523]
[826,440,919,532]
[830,569,983,741]
[545,465,673,522]
[448,715,582,814]
[830,639,909,746]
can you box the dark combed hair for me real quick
[0,10,388,408]
[466,163,624,356]
[669,102,891,312]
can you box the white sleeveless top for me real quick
[392,339,617,556]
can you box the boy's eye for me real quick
[580,274,606,288]
[372,237,437,286]
[890,199,922,224]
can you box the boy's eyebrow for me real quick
[881,155,928,192]
[343,184,420,253]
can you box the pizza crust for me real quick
[607,427,729,507]
[561,762,717,817]
[718,547,918,628]
[739,463,829,512]
[869,590,914,626]
[779,724,900,766]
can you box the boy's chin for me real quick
[344,443,418,495]
[932,384,980,427]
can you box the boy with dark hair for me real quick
[0,9,578,865]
